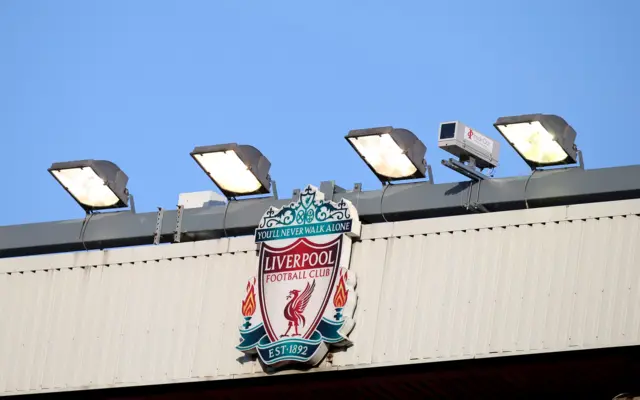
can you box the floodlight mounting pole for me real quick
[271,180,279,200]
[129,194,136,214]
[427,164,435,185]
[577,149,585,170]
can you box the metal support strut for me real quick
[174,205,184,243]
[153,207,164,245]
[442,158,492,182]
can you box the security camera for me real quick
[438,121,500,169]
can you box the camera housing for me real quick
[438,121,500,169]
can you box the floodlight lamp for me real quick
[48,159,130,212]
[345,126,427,183]
[190,143,272,199]
[493,114,579,169]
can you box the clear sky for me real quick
[1,0,639,226]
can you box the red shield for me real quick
[258,236,342,342]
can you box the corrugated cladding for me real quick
[1,199,640,395]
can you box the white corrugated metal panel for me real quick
[2,198,640,396]
[333,210,640,367]
[0,250,265,395]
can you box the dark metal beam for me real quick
[3,165,640,259]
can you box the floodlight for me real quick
[190,143,272,199]
[493,114,579,169]
[438,121,500,169]
[345,126,427,183]
[48,159,130,212]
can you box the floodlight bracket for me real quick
[441,158,492,182]
[129,194,136,214]
[577,149,585,170]
[426,164,435,185]
[271,179,279,200]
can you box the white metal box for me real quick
[438,121,500,169]
[178,191,226,209]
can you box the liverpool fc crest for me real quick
[237,185,361,368]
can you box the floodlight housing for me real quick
[48,159,130,212]
[345,126,427,183]
[190,143,271,199]
[438,121,500,169]
[493,113,578,169]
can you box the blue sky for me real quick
[1,0,639,226]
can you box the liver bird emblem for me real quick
[281,280,316,337]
